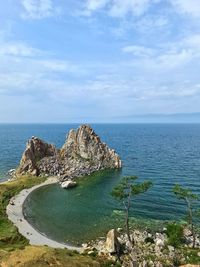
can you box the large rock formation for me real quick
[17,125,122,181]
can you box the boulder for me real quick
[155,239,165,248]
[183,228,192,237]
[61,180,77,189]
[17,125,122,182]
[105,229,120,254]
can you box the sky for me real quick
[0,0,200,123]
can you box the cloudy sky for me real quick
[0,0,200,123]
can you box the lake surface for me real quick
[1,124,200,245]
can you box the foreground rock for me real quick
[105,229,121,254]
[17,125,122,181]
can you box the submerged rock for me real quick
[17,125,122,181]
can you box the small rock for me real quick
[87,250,95,255]
[142,260,148,267]
[156,239,165,248]
[183,228,192,237]
[61,180,77,189]
[82,243,88,249]
[155,262,163,267]
[168,245,175,252]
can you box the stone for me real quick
[7,168,17,180]
[82,243,88,249]
[155,262,163,267]
[142,260,148,267]
[155,239,165,248]
[61,180,77,189]
[168,245,175,252]
[105,229,120,254]
[87,250,95,255]
[183,228,192,237]
[17,125,122,183]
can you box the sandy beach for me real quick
[6,176,82,252]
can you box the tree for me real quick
[111,176,152,243]
[173,184,200,248]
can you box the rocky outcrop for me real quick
[105,229,121,254]
[17,137,57,176]
[85,227,200,267]
[17,125,122,181]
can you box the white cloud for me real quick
[21,0,61,19]
[123,45,155,57]
[39,60,80,73]
[170,0,200,17]
[84,0,159,17]
[109,0,152,17]
[86,0,109,11]
[123,32,200,71]
[183,34,200,51]
[134,16,169,32]
[84,0,200,18]
[156,49,192,69]
[0,41,40,57]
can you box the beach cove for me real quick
[6,176,81,251]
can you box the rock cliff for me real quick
[17,125,122,181]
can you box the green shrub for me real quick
[166,223,184,248]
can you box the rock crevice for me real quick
[17,125,122,181]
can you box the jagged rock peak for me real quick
[17,124,122,180]
[17,136,57,176]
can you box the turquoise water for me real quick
[1,124,200,245]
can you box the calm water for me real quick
[1,124,200,245]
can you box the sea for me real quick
[1,123,200,245]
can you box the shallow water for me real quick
[1,123,200,244]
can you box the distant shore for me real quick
[6,176,82,252]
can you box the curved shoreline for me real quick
[6,177,82,252]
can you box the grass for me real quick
[0,175,46,251]
[0,246,112,267]
[182,247,200,264]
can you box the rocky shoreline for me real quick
[82,227,200,267]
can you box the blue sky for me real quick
[0,0,200,122]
